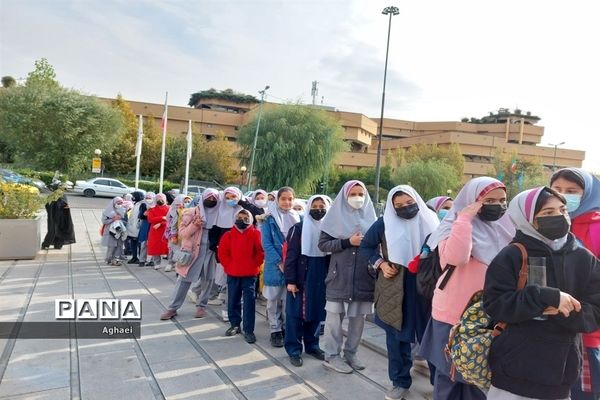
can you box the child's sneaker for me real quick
[164,264,173,272]
[221,310,229,322]
[225,326,240,336]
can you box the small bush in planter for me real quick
[0,183,44,219]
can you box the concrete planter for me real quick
[0,217,41,260]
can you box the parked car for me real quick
[0,168,48,192]
[186,185,206,196]
[73,178,137,198]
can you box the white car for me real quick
[73,178,137,198]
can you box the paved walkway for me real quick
[0,208,433,400]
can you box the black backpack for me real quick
[416,234,456,300]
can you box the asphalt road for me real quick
[65,192,110,209]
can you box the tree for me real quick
[139,115,162,177]
[25,58,59,89]
[490,148,547,200]
[393,159,462,202]
[0,77,122,174]
[103,94,138,174]
[188,88,258,107]
[404,143,464,179]
[1,76,16,88]
[237,104,346,192]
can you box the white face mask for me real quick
[255,199,267,208]
[347,196,365,210]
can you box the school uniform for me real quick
[318,180,377,370]
[218,213,264,335]
[284,195,331,359]
[419,177,515,399]
[359,185,439,391]
[484,187,600,400]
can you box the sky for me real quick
[1,0,599,172]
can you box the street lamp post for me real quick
[247,85,270,191]
[374,6,399,205]
[549,141,565,171]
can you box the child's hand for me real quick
[458,202,482,220]
[153,223,161,229]
[287,284,298,297]
[349,232,363,246]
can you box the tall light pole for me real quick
[549,141,565,171]
[374,6,399,206]
[247,85,269,191]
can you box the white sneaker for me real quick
[221,310,229,322]
[385,387,410,400]
[208,298,223,306]
[154,264,161,270]
[188,291,198,304]
[164,264,173,272]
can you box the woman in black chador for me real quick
[42,194,75,250]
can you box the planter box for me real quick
[0,218,41,260]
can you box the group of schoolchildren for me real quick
[100,167,600,400]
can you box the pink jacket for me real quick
[175,207,203,278]
[431,214,489,325]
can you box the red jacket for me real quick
[146,205,169,256]
[218,226,264,277]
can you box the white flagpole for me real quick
[183,120,192,194]
[134,114,143,190]
[159,91,168,193]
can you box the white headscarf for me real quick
[321,180,377,238]
[195,188,219,229]
[508,186,569,251]
[267,191,300,237]
[384,185,440,266]
[215,187,243,228]
[251,189,269,212]
[301,195,331,257]
[426,196,452,213]
[102,197,123,219]
[427,176,515,265]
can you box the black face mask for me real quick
[309,209,327,221]
[235,220,250,230]
[156,201,165,206]
[203,199,217,208]
[536,215,570,240]
[479,204,507,222]
[395,203,419,219]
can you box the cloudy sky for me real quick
[2,0,599,171]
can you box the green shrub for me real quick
[0,183,44,219]
[118,178,179,193]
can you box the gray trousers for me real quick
[138,241,148,263]
[151,255,162,265]
[265,286,286,333]
[105,242,123,262]
[323,312,365,360]
[168,276,212,311]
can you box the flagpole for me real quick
[183,120,192,195]
[159,92,168,193]
[134,114,143,190]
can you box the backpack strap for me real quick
[511,242,529,290]
[491,242,529,337]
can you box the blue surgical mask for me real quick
[563,194,582,213]
[226,199,238,207]
[438,209,449,221]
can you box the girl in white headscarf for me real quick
[484,186,600,400]
[261,187,301,348]
[318,180,377,374]
[283,195,331,367]
[164,194,192,272]
[101,197,126,266]
[359,185,439,397]
[420,176,515,399]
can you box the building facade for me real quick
[105,97,585,181]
